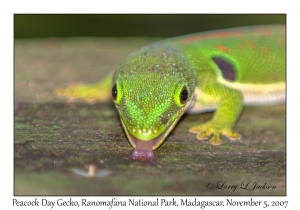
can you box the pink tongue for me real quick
[129,140,157,161]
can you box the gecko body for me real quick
[56,25,286,161]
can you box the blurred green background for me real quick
[14,14,285,38]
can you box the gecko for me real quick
[55,25,286,161]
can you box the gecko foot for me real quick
[189,122,241,145]
[55,83,111,104]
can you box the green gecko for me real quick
[56,25,286,161]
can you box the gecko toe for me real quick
[196,131,211,140]
[189,126,203,134]
[209,135,222,145]
[223,130,242,140]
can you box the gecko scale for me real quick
[56,25,286,161]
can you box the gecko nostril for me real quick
[160,116,168,125]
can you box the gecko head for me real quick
[111,44,196,161]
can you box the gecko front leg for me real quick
[189,84,243,145]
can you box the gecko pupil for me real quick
[112,84,117,100]
[180,86,188,104]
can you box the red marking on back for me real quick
[252,31,261,36]
[252,26,273,37]
[261,46,269,54]
[261,28,272,37]
[180,30,246,43]
[278,37,285,46]
[181,35,205,43]
[237,43,244,49]
[246,40,256,49]
[216,44,231,53]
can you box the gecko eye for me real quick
[112,84,117,100]
[180,86,188,104]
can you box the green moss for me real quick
[14,123,31,130]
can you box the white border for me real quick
[2,0,298,209]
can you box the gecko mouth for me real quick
[120,111,184,161]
